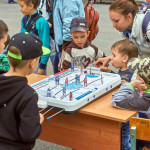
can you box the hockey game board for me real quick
[31,67,121,112]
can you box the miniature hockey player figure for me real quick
[69,92,73,101]
[77,75,80,84]
[71,64,74,72]
[65,77,68,86]
[63,87,66,96]
[90,67,92,75]
[55,76,59,85]
[47,88,51,97]
[75,74,78,84]
[84,76,87,87]
[101,74,103,84]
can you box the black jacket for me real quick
[0,72,41,150]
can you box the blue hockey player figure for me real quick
[75,74,78,84]
[77,75,80,84]
[55,76,59,85]
[71,64,74,72]
[63,87,66,96]
[47,88,51,97]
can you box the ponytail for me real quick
[109,0,139,18]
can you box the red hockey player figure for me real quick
[69,92,73,101]
[84,76,87,87]
[65,77,68,86]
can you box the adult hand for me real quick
[95,56,110,68]
[39,113,44,124]
[37,69,45,75]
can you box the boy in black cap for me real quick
[0,32,50,150]
[60,17,105,70]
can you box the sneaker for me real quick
[8,1,17,4]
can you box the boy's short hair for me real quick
[111,39,138,59]
[70,17,88,33]
[19,0,40,9]
[127,57,150,84]
[0,20,8,40]
[8,46,29,70]
[8,32,50,69]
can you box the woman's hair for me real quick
[19,0,40,9]
[109,0,139,18]
[8,46,28,71]
[111,39,138,59]
[4,34,10,49]
[0,20,8,40]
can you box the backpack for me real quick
[26,16,42,34]
[84,1,99,41]
[139,2,150,42]
[123,2,150,42]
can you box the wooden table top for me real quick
[27,74,137,123]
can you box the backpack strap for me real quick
[46,0,53,12]
[123,30,131,38]
[142,11,150,42]
[27,16,42,33]
[40,0,45,9]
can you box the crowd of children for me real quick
[1,0,150,149]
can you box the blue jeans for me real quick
[8,0,14,3]
[121,121,131,150]
[50,51,61,74]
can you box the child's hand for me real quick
[37,69,45,75]
[48,22,52,28]
[39,113,44,124]
[130,80,147,91]
[121,80,127,84]
[95,56,110,68]
[100,66,111,73]
[58,50,64,71]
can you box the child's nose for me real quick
[113,22,117,28]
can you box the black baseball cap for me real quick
[7,32,50,60]
[70,17,88,33]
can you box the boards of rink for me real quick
[31,67,121,112]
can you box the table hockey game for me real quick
[31,67,121,115]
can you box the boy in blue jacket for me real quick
[19,0,51,75]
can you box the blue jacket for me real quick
[20,11,51,69]
[53,0,85,52]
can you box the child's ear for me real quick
[29,3,34,10]
[122,55,129,63]
[87,31,90,37]
[29,58,37,69]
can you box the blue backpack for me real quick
[139,2,150,42]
